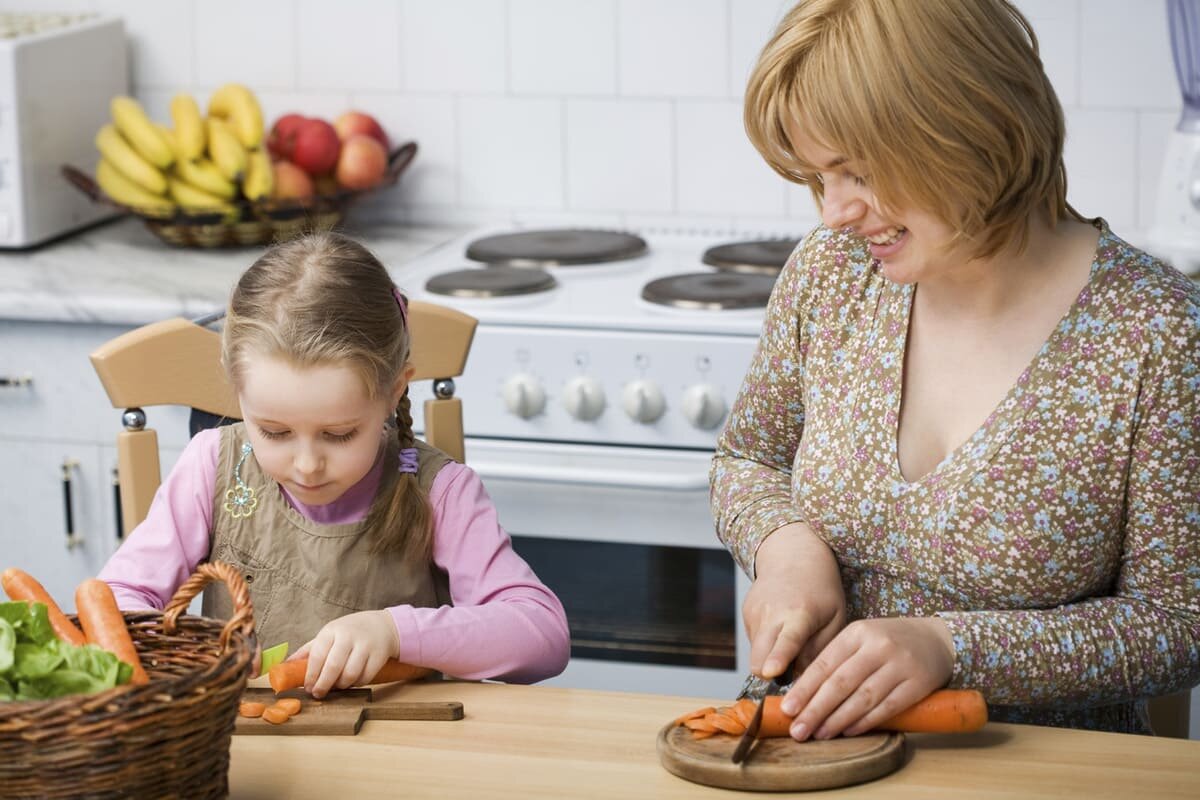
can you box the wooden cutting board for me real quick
[234,687,464,736]
[657,721,906,792]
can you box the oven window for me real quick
[510,535,737,670]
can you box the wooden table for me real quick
[228,681,1200,799]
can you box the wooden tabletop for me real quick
[228,680,1200,799]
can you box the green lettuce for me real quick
[0,600,134,701]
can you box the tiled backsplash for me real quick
[7,0,1182,246]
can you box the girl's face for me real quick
[236,352,407,507]
[786,120,970,285]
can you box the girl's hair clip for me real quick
[392,286,409,329]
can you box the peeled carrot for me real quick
[272,697,302,716]
[74,578,149,685]
[261,706,291,724]
[268,657,431,694]
[239,701,266,718]
[676,689,987,739]
[2,567,87,646]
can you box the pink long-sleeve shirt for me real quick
[98,428,570,684]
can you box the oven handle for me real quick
[469,460,711,491]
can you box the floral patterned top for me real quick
[711,221,1200,733]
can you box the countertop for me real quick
[227,680,1200,799]
[0,216,466,327]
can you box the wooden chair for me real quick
[90,302,476,536]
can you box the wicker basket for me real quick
[0,562,256,800]
[62,140,417,248]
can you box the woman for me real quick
[713,0,1200,737]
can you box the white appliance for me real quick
[395,225,801,698]
[1149,0,1200,275]
[0,13,126,249]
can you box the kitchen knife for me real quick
[731,657,797,764]
[258,642,289,678]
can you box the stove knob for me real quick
[681,383,727,430]
[622,379,666,424]
[562,376,606,421]
[502,373,546,419]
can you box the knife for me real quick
[731,657,797,764]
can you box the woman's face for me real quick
[786,120,968,285]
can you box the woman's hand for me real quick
[780,616,955,741]
[290,609,400,698]
[744,522,847,682]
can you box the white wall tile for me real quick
[403,0,506,93]
[93,0,194,90]
[729,0,790,98]
[1015,0,1080,106]
[786,182,821,226]
[566,99,673,213]
[676,100,786,217]
[1079,0,1177,109]
[355,94,457,207]
[1063,107,1137,233]
[1138,109,1184,232]
[458,96,563,209]
[297,0,401,91]
[255,90,354,129]
[192,0,294,89]
[511,0,617,95]
[618,0,728,97]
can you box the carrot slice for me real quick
[262,706,291,724]
[2,568,87,646]
[239,701,266,718]
[272,697,302,716]
[707,711,746,735]
[74,578,149,685]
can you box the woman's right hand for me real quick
[744,522,847,681]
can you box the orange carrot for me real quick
[261,706,291,724]
[272,698,302,716]
[239,701,266,718]
[268,657,431,694]
[74,578,149,685]
[676,689,987,739]
[2,567,87,646]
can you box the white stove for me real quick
[392,224,802,698]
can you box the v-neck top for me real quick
[711,222,1200,733]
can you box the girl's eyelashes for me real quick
[325,430,357,443]
[257,427,288,440]
[254,427,358,443]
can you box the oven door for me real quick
[465,437,750,699]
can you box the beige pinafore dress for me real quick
[202,422,452,649]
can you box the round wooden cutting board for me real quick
[657,722,906,792]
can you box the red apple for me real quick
[267,113,307,160]
[335,134,388,191]
[271,160,315,200]
[290,118,341,176]
[334,111,389,152]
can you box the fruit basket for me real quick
[62,141,417,248]
[0,562,255,799]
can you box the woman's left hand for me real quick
[780,616,956,741]
[291,609,400,698]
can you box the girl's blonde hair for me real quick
[745,0,1086,258]
[222,231,432,560]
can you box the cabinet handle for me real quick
[112,466,124,542]
[0,374,33,387]
[61,458,83,550]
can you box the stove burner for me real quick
[702,239,799,274]
[425,265,558,298]
[641,272,777,310]
[465,229,648,267]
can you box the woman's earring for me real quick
[223,441,259,519]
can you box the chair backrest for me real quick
[90,301,477,536]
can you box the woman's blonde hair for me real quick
[222,231,432,560]
[745,0,1085,258]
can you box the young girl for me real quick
[98,232,570,698]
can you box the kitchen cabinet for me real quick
[0,319,190,610]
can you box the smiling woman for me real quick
[713,0,1200,740]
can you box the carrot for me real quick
[74,578,149,685]
[261,706,291,724]
[268,657,431,694]
[2,567,87,646]
[272,698,302,716]
[675,689,987,739]
[239,701,266,718]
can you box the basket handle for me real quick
[161,561,255,652]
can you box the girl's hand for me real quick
[781,616,955,741]
[745,522,847,681]
[290,610,400,698]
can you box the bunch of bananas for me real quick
[93,83,273,221]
